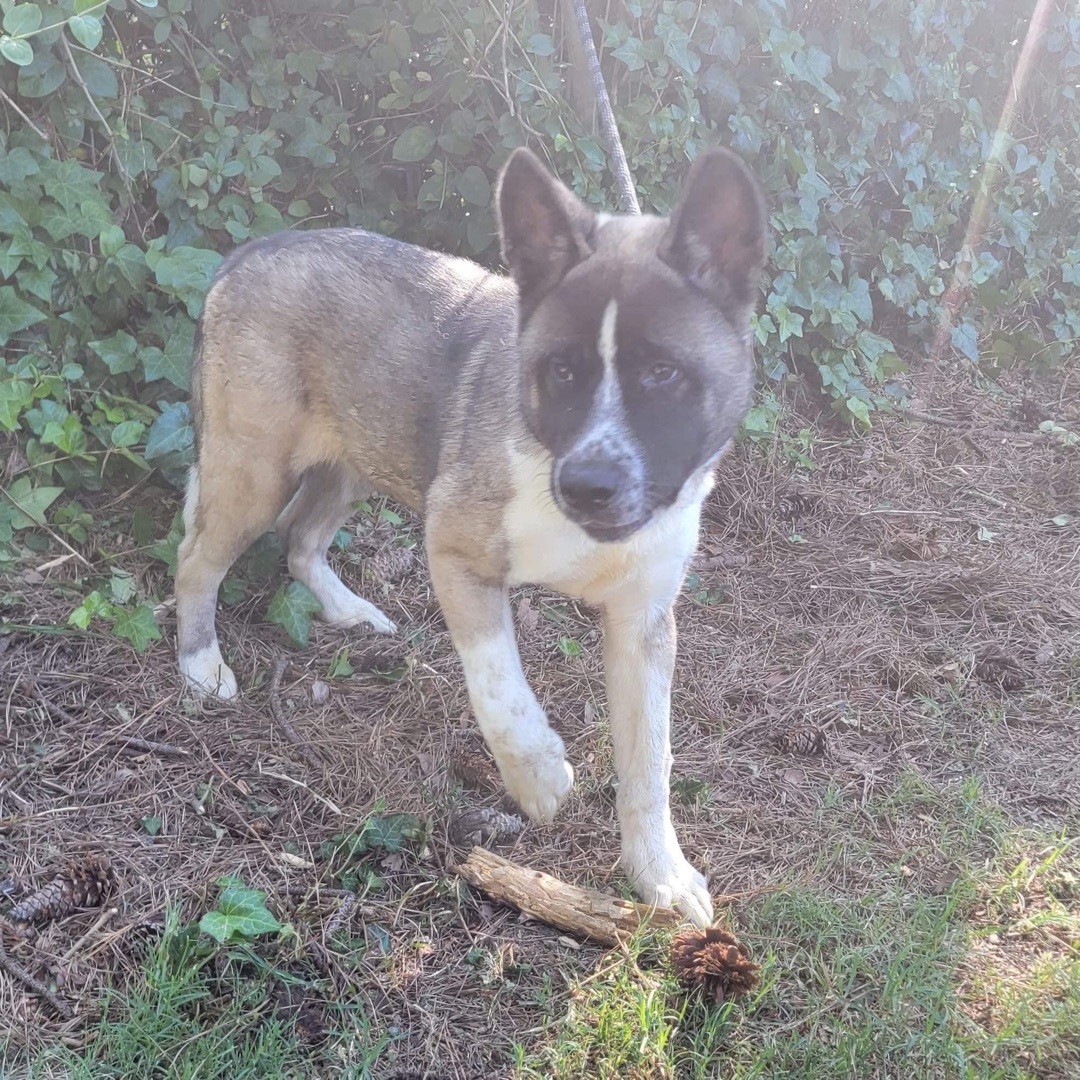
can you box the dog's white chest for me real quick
[502,446,704,604]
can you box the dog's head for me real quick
[497,147,767,542]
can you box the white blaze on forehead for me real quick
[598,300,618,379]
[587,299,624,426]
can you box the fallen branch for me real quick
[267,657,324,773]
[0,933,75,1020]
[453,847,681,946]
[110,735,189,758]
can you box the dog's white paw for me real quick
[495,729,574,823]
[623,836,713,928]
[180,645,239,700]
[320,596,397,634]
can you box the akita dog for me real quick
[175,146,766,925]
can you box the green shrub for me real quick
[0,0,1076,566]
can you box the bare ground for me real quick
[2,372,1079,1077]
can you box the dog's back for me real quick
[193,228,516,510]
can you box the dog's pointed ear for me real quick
[497,148,595,317]
[658,148,767,316]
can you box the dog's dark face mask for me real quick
[496,147,768,542]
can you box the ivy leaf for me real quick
[3,6,43,37]
[0,376,33,432]
[1,476,62,527]
[112,604,162,652]
[109,569,137,603]
[267,581,322,646]
[391,124,434,163]
[68,590,113,630]
[456,165,491,207]
[144,401,194,461]
[0,286,45,343]
[526,33,555,56]
[68,14,103,50]
[111,420,145,448]
[612,37,648,71]
[363,812,423,853]
[0,36,31,65]
[90,330,139,375]
[199,879,285,944]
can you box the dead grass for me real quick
[1,371,1079,1078]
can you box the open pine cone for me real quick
[448,807,524,849]
[772,725,827,756]
[974,648,1026,691]
[8,854,115,926]
[370,545,416,583]
[671,925,760,1002]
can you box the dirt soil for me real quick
[2,372,1079,1077]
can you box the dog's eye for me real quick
[640,363,680,390]
[549,360,575,385]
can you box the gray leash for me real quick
[571,0,640,215]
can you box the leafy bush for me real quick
[0,0,1077,566]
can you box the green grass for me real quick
[515,781,1080,1080]
[12,757,1078,1080]
[19,913,388,1080]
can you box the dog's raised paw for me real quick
[495,733,574,824]
[180,645,239,700]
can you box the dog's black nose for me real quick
[559,459,624,512]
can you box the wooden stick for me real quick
[21,680,80,726]
[267,657,324,773]
[453,847,681,946]
[59,906,117,965]
[0,938,75,1020]
[110,735,189,757]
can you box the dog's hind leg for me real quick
[177,453,294,699]
[278,462,397,634]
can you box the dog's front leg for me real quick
[604,600,713,927]
[429,552,574,823]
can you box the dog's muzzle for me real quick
[553,457,648,542]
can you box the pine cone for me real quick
[8,854,115,925]
[883,659,935,697]
[671,925,760,1002]
[974,649,1026,691]
[773,492,817,523]
[886,529,944,561]
[371,545,416,583]
[772,725,827,756]
[448,748,501,793]
[448,807,524,848]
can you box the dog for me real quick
[175,146,767,925]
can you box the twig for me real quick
[257,767,342,816]
[21,680,80,726]
[60,36,131,184]
[0,86,48,143]
[109,735,189,758]
[897,408,1041,444]
[59,907,117,965]
[267,657,325,773]
[0,484,91,569]
[280,883,353,899]
[0,934,75,1020]
[35,552,78,573]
